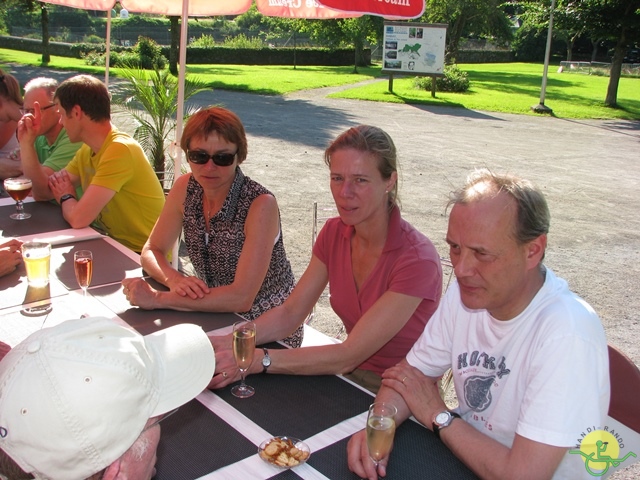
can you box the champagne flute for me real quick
[74,250,93,316]
[231,320,256,398]
[366,402,397,472]
[3,177,32,220]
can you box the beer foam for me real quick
[5,181,32,190]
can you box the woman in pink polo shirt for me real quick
[211,125,442,392]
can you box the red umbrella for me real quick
[317,0,425,19]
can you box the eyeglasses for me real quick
[20,103,57,115]
[187,150,237,167]
[141,407,179,434]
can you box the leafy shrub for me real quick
[223,33,264,49]
[83,34,104,44]
[135,36,166,69]
[413,64,470,93]
[81,51,106,66]
[190,34,216,48]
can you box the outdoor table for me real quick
[0,199,479,479]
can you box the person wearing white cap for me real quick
[0,317,215,480]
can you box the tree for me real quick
[519,0,640,107]
[40,2,50,63]
[421,0,514,63]
[169,16,179,75]
[297,16,384,71]
[574,0,640,107]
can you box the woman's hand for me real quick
[0,239,22,277]
[166,274,210,299]
[122,277,160,310]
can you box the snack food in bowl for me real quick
[258,436,311,468]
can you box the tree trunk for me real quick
[41,3,50,64]
[445,15,467,64]
[605,39,626,108]
[590,38,599,62]
[169,16,179,76]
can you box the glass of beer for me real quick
[3,177,33,220]
[21,242,51,287]
[366,402,397,471]
[231,319,256,399]
[74,250,93,298]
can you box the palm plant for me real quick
[113,67,208,188]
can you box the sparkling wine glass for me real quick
[74,250,93,316]
[3,177,32,220]
[366,402,397,472]
[231,320,256,398]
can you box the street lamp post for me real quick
[532,0,556,114]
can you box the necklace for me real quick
[204,200,212,246]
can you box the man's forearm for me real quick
[18,143,53,200]
[440,418,565,480]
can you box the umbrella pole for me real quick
[105,7,111,88]
[171,0,189,269]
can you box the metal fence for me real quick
[559,60,640,77]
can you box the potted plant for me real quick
[113,66,208,191]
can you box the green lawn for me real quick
[331,63,640,120]
[2,48,638,120]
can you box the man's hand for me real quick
[122,277,159,310]
[16,102,41,145]
[48,170,76,202]
[207,333,240,389]
[347,429,388,479]
[0,239,23,277]
[382,362,446,430]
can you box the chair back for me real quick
[608,344,640,432]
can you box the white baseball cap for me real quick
[0,317,215,480]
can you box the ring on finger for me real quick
[222,371,228,378]
[402,376,408,385]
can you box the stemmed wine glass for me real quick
[231,320,256,398]
[74,250,93,315]
[366,402,397,472]
[3,177,32,220]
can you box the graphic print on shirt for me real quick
[457,351,511,412]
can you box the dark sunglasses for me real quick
[20,103,57,115]
[187,150,237,167]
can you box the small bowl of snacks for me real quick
[258,436,311,468]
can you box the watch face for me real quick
[435,412,450,425]
[262,356,271,367]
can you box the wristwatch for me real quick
[432,410,461,439]
[59,193,76,204]
[261,348,271,374]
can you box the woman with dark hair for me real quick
[122,106,302,347]
[210,125,442,392]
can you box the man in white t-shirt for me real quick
[347,169,610,480]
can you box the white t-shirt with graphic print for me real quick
[407,267,610,479]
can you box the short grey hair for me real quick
[24,77,59,98]
[448,168,550,245]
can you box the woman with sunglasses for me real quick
[210,125,442,393]
[123,107,302,347]
[0,69,23,180]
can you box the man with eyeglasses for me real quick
[18,74,165,253]
[0,317,215,480]
[17,77,83,199]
